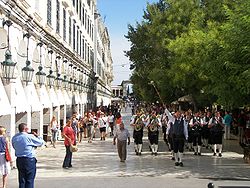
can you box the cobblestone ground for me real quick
[8,109,250,188]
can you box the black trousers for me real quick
[133,131,143,144]
[148,131,159,145]
[173,135,185,153]
[192,133,202,146]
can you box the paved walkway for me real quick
[7,109,250,188]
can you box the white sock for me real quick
[194,146,198,153]
[198,146,201,153]
[179,152,183,162]
[218,144,222,153]
[151,144,155,153]
[138,144,142,152]
[174,153,178,162]
[155,145,158,153]
[214,145,217,153]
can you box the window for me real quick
[87,16,90,34]
[84,12,87,30]
[82,7,85,26]
[82,37,84,59]
[76,0,78,13]
[63,9,66,41]
[84,40,87,60]
[73,20,76,51]
[79,32,82,57]
[72,0,75,7]
[56,0,60,34]
[79,0,82,21]
[87,45,90,64]
[77,26,79,54]
[90,50,94,68]
[69,18,72,45]
[47,0,52,25]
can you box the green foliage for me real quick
[125,0,250,109]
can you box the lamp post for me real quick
[1,19,16,81]
[149,80,164,105]
[22,32,34,84]
[47,50,55,87]
[35,41,46,86]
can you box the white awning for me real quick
[48,88,59,107]
[72,92,81,105]
[80,93,86,104]
[39,85,51,108]
[13,78,29,113]
[24,83,41,112]
[63,90,71,105]
[56,89,65,106]
[0,79,11,115]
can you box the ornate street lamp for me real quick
[35,41,46,86]
[73,79,78,91]
[55,74,62,88]
[47,50,55,87]
[22,32,34,84]
[62,75,68,90]
[1,19,16,81]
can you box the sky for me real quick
[97,0,158,85]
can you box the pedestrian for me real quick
[107,111,115,137]
[12,123,44,188]
[189,112,203,155]
[223,111,233,140]
[62,119,75,169]
[50,115,59,148]
[209,111,224,157]
[130,110,145,155]
[147,111,161,156]
[113,122,130,162]
[0,126,11,188]
[165,108,188,167]
[98,112,107,140]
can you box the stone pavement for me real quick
[7,110,250,188]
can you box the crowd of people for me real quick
[0,102,248,187]
[129,103,250,167]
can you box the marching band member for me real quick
[189,112,203,155]
[208,111,224,157]
[202,111,212,149]
[147,111,161,156]
[130,110,145,155]
[165,108,188,167]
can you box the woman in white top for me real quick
[50,116,59,148]
[0,126,11,188]
[98,112,107,140]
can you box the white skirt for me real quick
[0,153,11,175]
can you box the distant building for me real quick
[111,80,131,98]
[0,0,113,148]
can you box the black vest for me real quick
[173,118,184,136]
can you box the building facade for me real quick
[0,0,113,152]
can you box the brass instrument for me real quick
[134,115,144,131]
[149,117,159,132]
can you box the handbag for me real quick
[70,144,78,152]
[5,144,11,162]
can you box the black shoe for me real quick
[175,162,179,166]
[179,162,184,167]
[154,152,157,156]
[218,153,222,157]
[213,152,216,156]
[171,157,175,161]
[194,152,197,155]
[136,152,139,155]
[151,152,154,155]
[198,153,201,156]
[138,152,142,156]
